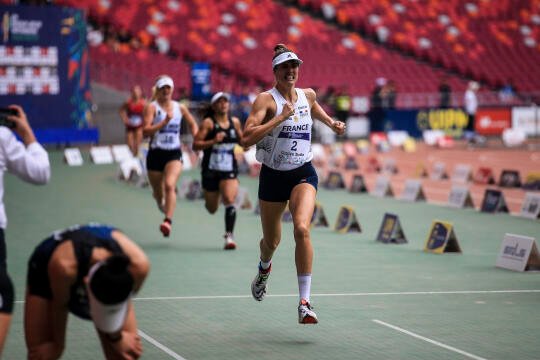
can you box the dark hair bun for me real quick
[273,44,291,59]
[90,254,134,304]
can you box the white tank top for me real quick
[256,88,313,170]
[150,101,183,150]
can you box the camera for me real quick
[0,107,17,129]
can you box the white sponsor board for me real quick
[63,148,83,166]
[90,146,114,164]
[371,176,394,197]
[400,179,426,202]
[496,234,540,272]
[512,106,540,137]
[520,192,540,219]
[111,144,133,163]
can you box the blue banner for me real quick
[190,62,211,101]
[0,5,94,143]
[384,108,470,138]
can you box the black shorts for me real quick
[201,170,238,192]
[146,148,183,172]
[0,229,14,313]
[26,236,58,300]
[258,162,318,202]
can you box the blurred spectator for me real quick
[117,28,132,45]
[334,86,351,123]
[320,86,336,117]
[368,77,386,132]
[87,24,104,47]
[498,79,515,103]
[382,80,397,110]
[177,87,191,107]
[439,77,452,108]
[0,105,50,357]
[119,85,146,156]
[464,81,479,137]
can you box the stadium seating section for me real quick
[51,0,538,107]
[299,0,540,92]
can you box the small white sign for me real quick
[90,146,114,164]
[387,131,409,147]
[111,144,133,163]
[451,164,472,183]
[371,176,394,198]
[520,192,540,219]
[430,162,448,180]
[118,158,142,181]
[496,234,540,272]
[64,148,83,166]
[400,179,426,202]
[448,185,475,208]
[382,158,398,175]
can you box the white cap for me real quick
[155,76,174,90]
[272,51,303,69]
[211,92,230,105]
[87,260,132,333]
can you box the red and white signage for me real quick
[475,108,511,135]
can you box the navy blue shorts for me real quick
[201,170,238,192]
[258,162,318,202]
[146,148,183,172]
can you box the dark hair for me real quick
[272,43,292,60]
[198,101,214,120]
[90,254,134,305]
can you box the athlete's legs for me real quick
[147,170,164,211]
[133,128,143,156]
[24,293,57,353]
[289,183,318,323]
[259,200,288,262]
[203,191,220,214]
[0,314,11,356]
[288,183,316,274]
[220,179,238,206]
[162,160,182,219]
[221,178,238,233]
[126,130,136,157]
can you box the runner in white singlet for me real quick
[142,75,198,237]
[243,44,345,324]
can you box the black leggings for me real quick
[0,229,14,314]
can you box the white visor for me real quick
[272,52,303,69]
[211,92,230,105]
[87,261,130,333]
[155,76,174,90]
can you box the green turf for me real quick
[3,151,539,359]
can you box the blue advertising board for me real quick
[0,5,96,144]
[384,108,470,138]
[190,62,211,101]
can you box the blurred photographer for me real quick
[0,104,50,356]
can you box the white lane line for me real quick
[138,329,187,360]
[14,289,540,304]
[131,289,540,301]
[372,319,488,360]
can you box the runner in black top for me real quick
[193,92,244,250]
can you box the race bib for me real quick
[209,143,235,171]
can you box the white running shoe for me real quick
[251,264,271,301]
[298,299,318,324]
[223,232,237,250]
